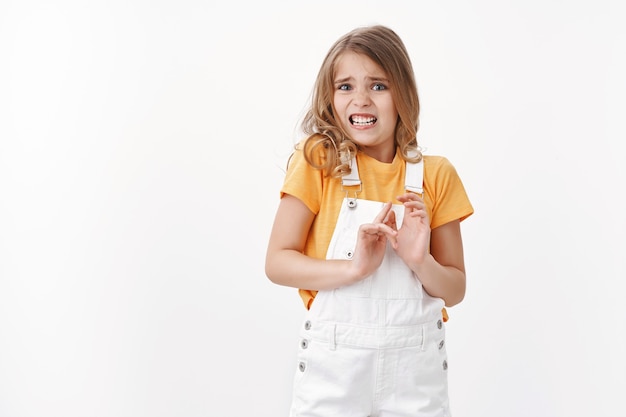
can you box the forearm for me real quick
[266,197,397,291]
[265,249,359,291]
[410,254,466,307]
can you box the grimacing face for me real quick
[333,51,398,163]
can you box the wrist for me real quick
[408,252,434,274]
[345,258,370,285]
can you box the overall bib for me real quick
[290,158,451,417]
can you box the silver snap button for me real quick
[442,360,448,371]
[300,339,309,349]
[438,340,445,350]
[304,320,311,330]
[298,361,306,372]
[347,199,357,208]
[437,320,443,329]
[346,250,354,259]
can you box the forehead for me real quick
[333,51,387,78]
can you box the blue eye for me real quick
[372,83,387,91]
[338,84,352,91]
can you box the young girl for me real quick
[266,25,473,417]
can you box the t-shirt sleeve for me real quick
[280,146,324,215]
[428,157,474,229]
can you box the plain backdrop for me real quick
[1,1,625,416]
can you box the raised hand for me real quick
[392,193,431,267]
[349,202,398,280]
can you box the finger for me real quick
[359,222,397,237]
[377,223,398,237]
[383,208,397,229]
[372,201,393,223]
[402,201,426,211]
[396,193,424,203]
[407,209,428,218]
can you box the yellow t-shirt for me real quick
[281,144,474,311]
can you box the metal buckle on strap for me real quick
[341,182,361,209]
[405,184,423,197]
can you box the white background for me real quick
[1,1,625,416]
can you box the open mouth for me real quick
[349,115,377,126]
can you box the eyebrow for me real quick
[334,76,390,84]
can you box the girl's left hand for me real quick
[391,193,431,267]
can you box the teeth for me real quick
[351,116,376,126]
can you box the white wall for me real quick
[1,1,624,416]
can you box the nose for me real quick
[353,88,371,106]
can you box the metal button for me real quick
[299,361,306,372]
[300,339,309,349]
[438,340,445,350]
[304,320,311,330]
[442,360,448,371]
[347,199,357,208]
[437,320,443,329]
[346,250,354,259]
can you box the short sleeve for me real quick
[280,146,324,215]
[426,157,474,229]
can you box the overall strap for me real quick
[341,157,361,208]
[341,157,361,187]
[341,154,424,195]
[405,159,424,195]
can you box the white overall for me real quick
[290,158,451,417]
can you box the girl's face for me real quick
[333,51,398,163]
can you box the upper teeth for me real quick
[351,116,376,125]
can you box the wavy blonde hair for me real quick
[300,25,422,177]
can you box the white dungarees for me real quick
[290,158,451,417]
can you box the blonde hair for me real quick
[300,25,422,177]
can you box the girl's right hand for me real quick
[266,196,398,291]
[349,202,398,281]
